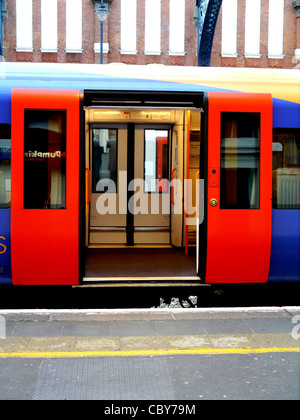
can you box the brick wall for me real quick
[3,0,97,63]
[211,0,298,69]
[1,0,299,68]
[106,0,198,66]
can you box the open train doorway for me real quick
[82,91,204,284]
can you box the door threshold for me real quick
[76,281,205,288]
[83,276,201,282]
[87,245,173,249]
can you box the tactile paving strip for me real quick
[33,357,174,400]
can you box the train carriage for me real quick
[0,63,299,286]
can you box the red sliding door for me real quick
[11,89,80,285]
[205,93,272,283]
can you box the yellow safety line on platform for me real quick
[0,347,299,359]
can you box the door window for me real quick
[220,112,260,209]
[24,110,66,209]
[92,128,118,193]
[144,129,169,193]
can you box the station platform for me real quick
[0,307,299,400]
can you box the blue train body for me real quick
[0,88,11,284]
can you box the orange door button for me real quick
[210,198,218,207]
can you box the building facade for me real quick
[1,0,300,68]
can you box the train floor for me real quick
[0,306,299,400]
[85,247,197,278]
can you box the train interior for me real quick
[83,105,202,283]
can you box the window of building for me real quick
[268,0,284,58]
[220,113,260,210]
[41,0,57,52]
[120,0,137,54]
[272,129,300,209]
[221,0,237,57]
[66,0,82,53]
[145,0,161,55]
[245,0,261,57]
[16,0,33,52]
[169,0,185,55]
[24,111,66,210]
[0,125,11,209]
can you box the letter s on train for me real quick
[0,237,7,254]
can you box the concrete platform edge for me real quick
[0,306,299,322]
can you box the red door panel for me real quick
[11,89,80,285]
[206,93,272,283]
